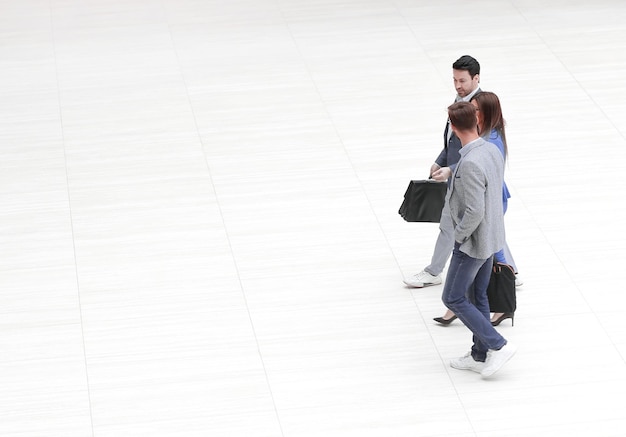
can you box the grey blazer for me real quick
[447,137,505,260]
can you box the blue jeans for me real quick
[442,243,506,362]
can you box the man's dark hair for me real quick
[448,101,477,132]
[452,55,480,77]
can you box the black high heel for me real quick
[433,315,457,325]
[491,313,514,327]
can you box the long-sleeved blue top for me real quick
[485,129,511,206]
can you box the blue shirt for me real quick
[485,129,511,206]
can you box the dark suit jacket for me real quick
[434,88,482,171]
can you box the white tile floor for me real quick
[1,0,626,436]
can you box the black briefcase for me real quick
[398,180,447,223]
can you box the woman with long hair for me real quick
[434,91,519,327]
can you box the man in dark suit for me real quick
[404,55,482,293]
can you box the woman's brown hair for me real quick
[471,92,508,159]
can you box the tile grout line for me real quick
[161,2,287,435]
[278,4,407,280]
[510,0,626,364]
[48,0,97,435]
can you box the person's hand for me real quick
[429,163,441,177]
[431,166,452,181]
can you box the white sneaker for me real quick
[450,352,484,373]
[403,270,442,288]
[481,342,517,378]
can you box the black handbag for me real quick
[398,180,447,223]
[487,262,516,313]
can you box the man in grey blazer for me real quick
[443,101,516,378]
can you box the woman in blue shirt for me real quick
[434,91,519,327]
[471,92,514,263]
[472,92,518,326]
